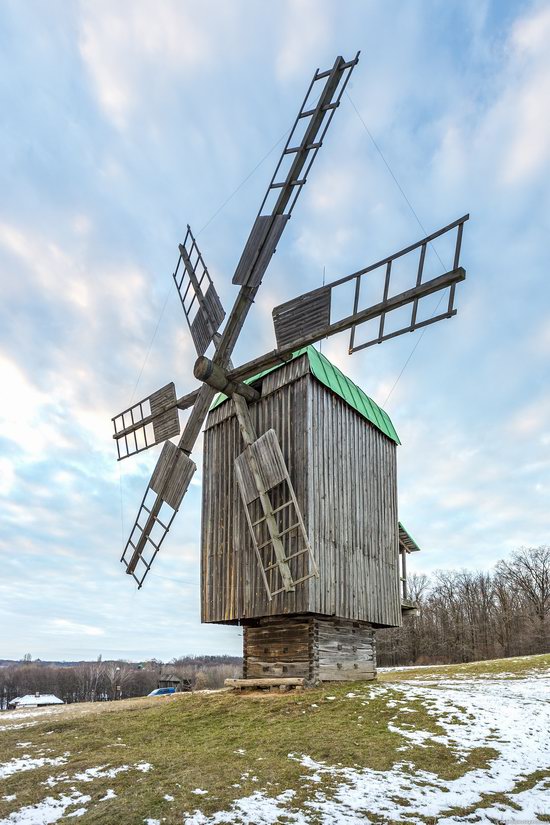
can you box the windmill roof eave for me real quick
[210,345,400,445]
[399,522,422,553]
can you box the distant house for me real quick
[158,674,192,692]
[9,693,64,709]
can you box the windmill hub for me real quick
[112,53,469,687]
[193,356,259,402]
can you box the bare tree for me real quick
[497,546,550,652]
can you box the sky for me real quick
[1,0,549,662]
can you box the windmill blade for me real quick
[173,225,226,356]
[121,55,359,587]
[232,53,360,289]
[272,215,469,354]
[121,441,196,587]
[112,383,180,460]
[121,382,216,585]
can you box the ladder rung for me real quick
[278,521,300,538]
[299,102,339,118]
[271,571,317,595]
[270,179,306,189]
[314,58,357,80]
[257,536,274,551]
[273,500,294,516]
[257,521,301,550]
[284,141,322,155]
[290,572,318,586]
[265,547,309,572]
[253,499,294,527]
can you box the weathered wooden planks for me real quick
[201,352,400,628]
[232,215,290,287]
[242,615,376,682]
[315,617,375,681]
[189,283,226,356]
[150,442,196,511]
[225,677,306,688]
[150,383,180,444]
[234,430,289,504]
[273,286,331,349]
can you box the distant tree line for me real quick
[0,655,241,709]
[378,546,550,666]
[2,547,548,702]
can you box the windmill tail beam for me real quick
[194,356,260,402]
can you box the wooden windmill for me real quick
[113,54,469,684]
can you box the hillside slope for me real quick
[0,654,549,824]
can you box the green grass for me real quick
[0,653,548,824]
[378,652,550,682]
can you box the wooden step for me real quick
[225,677,305,689]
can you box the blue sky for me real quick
[1,0,549,661]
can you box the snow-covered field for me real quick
[183,674,550,824]
[0,666,548,824]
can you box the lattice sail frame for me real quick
[174,225,226,356]
[112,383,180,461]
[121,441,196,587]
[272,215,469,354]
[233,54,359,288]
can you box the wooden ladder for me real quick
[233,394,319,600]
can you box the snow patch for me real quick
[0,792,91,824]
[183,790,301,825]
[0,755,67,780]
[98,789,117,801]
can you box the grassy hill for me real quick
[0,654,549,824]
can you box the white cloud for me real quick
[502,3,550,183]
[433,2,550,191]
[78,0,210,128]
[77,0,256,132]
[49,619,105,637]
[276,0,330,81]
[0,355,59,458]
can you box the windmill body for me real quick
[112,53,468,686]
[202,347,410,682]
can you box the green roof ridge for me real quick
[209,345,400,444]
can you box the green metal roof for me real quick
[399,522,421,552]
[211,345,400,445]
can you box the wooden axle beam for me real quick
[193,357,260,402]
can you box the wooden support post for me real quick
[232,394,295,593]
[401,545,407,600]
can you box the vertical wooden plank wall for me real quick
[201,354,400,628]
[201,358,311,623]
[307,381,401,627]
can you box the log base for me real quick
[240,615,376,683]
